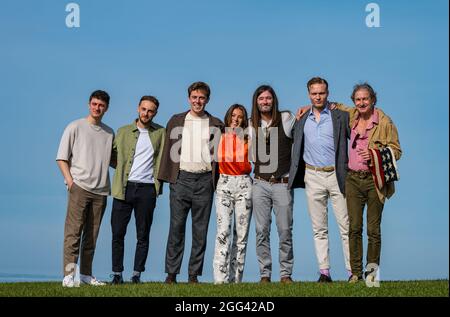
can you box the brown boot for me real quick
[280,276,294,284]
[165,273,177,284]
[188,275,199,284]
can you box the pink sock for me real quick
[320,269,330,277]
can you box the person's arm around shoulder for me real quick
[212,115,225,132]
[295,105,311,120]
[157,117,176,183]
[110,126,127,169]
[154,125,166,195]
[110,131,118,169]
[341,109,351,139]
[282,111,296,138]
[155,125,166,164]
[332,102,359,125]
[333,102,352,112]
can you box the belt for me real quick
[127,181,154,187]
[348,169,372,178]
[255,176,289,184]
[179,170,212,176]
[305,164,335,172]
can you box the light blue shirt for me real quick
[303,105,335,167]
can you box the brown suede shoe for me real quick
[188,275,199,284]
[165,273,177,284]
[280,276,294,284]
[260,277,271,283]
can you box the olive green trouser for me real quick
[345,172,384,277]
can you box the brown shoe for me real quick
[188,275,199,284]
[260,277,271,283]
[165,273,177,284]
[280,276,293,284]
[348,275,363,284]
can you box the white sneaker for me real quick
[62,274,75,287]
[366,274,376,283]
[80,274,106,286]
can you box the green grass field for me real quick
[0,280,447,297]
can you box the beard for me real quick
[258,104,272,114]
[139,116,150,125]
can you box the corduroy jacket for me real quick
[338,104,402,203]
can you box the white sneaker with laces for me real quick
[62,274,75,287]
[80,274,106,286]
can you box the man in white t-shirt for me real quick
[56,90,114,287]
[158,82,224,284]
[109,96,165,284]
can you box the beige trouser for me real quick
[63,183,107,276]
[304,169,350,271]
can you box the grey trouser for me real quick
[165,171,214,276]
[253,178,294,278]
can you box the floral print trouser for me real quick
[213,174,252,284]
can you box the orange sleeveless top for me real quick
[218,132,252,175]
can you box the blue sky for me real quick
[0,0,448,282]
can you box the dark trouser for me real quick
[346,172,384,277]
[63,183,107,276]
[111,182,157,273]
[165,171,214,276]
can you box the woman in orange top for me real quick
[213,104,252,284]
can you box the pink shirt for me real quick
[348,109,379,171]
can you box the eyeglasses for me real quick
[352,133,360,149]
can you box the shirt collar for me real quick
[132,119,155,132]
[308,102,331,117]
[352,107,379,129]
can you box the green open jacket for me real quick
[110,120,165,200]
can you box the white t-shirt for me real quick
[128,126,155,183]
[56,118,114,195]
[179,112,212,173]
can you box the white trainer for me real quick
[80,274,106,286]
[62,274,75,287]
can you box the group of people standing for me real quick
[56,78,401,287]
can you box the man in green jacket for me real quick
[110,95,165,284]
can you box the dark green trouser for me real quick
[345,172,384,277]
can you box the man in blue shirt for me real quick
[288,77,351,282]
